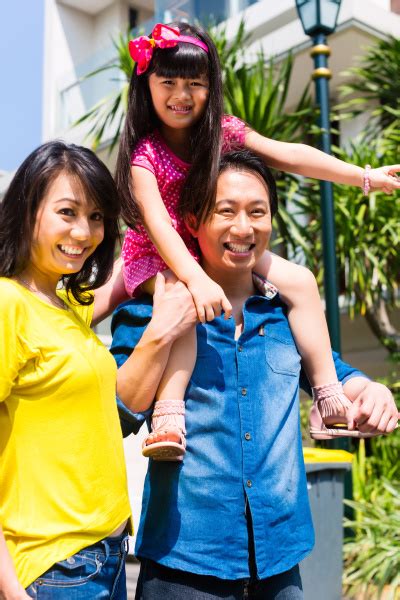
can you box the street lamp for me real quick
[296,0,341,36]
[295,0,342,354]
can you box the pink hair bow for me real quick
[129,24,180,75]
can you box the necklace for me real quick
[16,277,68,311]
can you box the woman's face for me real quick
[189,168,272,277]
[29,171,105,280]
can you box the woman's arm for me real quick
[116,274,197,412]
[92,257,129,326]
[245,129,400,193]
[0,527,29,599]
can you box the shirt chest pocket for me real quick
[264,328,301,377]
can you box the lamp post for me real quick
[295,0,342,354]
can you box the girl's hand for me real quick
[369,165,400,194]
[186,273,232,323]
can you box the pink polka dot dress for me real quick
[122,115,246,296]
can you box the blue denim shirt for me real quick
[111,293,364,580]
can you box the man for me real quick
[111,150,398,599]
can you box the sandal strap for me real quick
[312,382,352,419]
[153,399,185,417]
[312,382,345,401]
[152,399,186,436]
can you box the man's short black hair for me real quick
[218,149,278,218]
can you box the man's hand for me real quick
[346,381,399,434]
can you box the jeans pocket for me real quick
[35,552,102,588]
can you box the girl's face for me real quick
[28,171,105,281]
[148,73,209,131]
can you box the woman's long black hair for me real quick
[115,22,224,229]
[0,140,120,304]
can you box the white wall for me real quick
[43,0,95,139]
[43,0,156,141]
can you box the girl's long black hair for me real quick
[0,141,120,304]
[115,22,224,229]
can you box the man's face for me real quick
[189,168,272,276]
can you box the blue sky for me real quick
[0,1,44,171]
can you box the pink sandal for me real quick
[309,382,378,440]
[142,399,186,461]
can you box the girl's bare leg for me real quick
[255,252,351,432]
[140,272,196,457]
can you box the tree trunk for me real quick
[363,298,400,355]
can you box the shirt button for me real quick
[246,480,252,488]
[245,432,251,441]
[241,388,247,396]
[67,557,76,564]
[238,345,243,352]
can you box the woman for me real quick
[0,141,131,599]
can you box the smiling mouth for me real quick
[168,105,192,113]
[58,244,86,258]
[224,242,255,254]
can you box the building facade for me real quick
[43,0,400,148]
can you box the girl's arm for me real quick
[0,527,29,599]
[245,129,400,193]
[116,274,197,412]
[131,166,232,321]
[256,252,338,385]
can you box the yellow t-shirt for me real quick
[0,278,131,588]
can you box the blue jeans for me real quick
[26,533,129,599]
[134,559,303,600]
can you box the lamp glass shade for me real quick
[295,0,341,35]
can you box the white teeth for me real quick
[170,105,191,112]
[60,245,84,256]
[226,242,252,253]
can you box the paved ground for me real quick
[126,559,140,598]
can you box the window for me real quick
[129,8,138,31]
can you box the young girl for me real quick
[115,22,400,459]
[0,141,131,598]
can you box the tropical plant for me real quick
[352,435,400,500]
[343,478,400,599]
[280,133,400,355]
[339,36,400,139]
[210,19,250,76]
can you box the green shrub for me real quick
[343,479,400,599]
